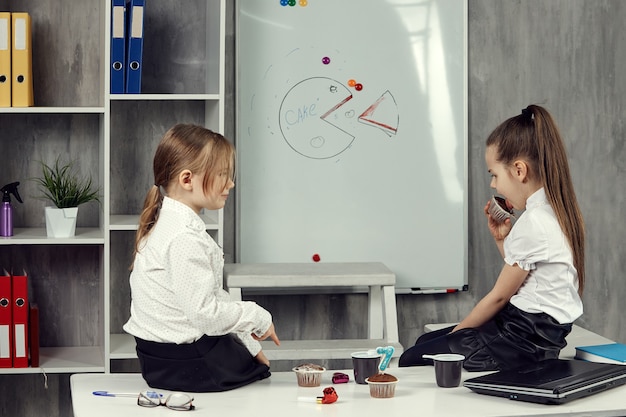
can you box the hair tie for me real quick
[521,107,534,120]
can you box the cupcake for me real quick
[488,195,514,224]
[365,373,398,398]
[292,363,326,387]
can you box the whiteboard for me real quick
[235,0,467,293]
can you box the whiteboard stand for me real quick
[224,262,403,360]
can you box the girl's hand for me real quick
[252,323,281,346]
[484,199,513,241]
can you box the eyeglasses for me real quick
[137,390,195,411]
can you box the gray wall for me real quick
[464,0,626,346]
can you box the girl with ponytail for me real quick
[400,105,585,371]
[124,124,280,392]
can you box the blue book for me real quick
[110,0,126,94]
[125,0,144,93]
[575,343,626,365]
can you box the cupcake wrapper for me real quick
[295,372,323,387]
[489,195,514,223]
[368,382,397,398]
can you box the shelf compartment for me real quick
[109,100,218,218]
[0,113,104,232]
[109,333,138,360]
[139,0,221,95]
[4,0,105,107]
[0,245,104,374]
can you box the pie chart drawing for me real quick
[279,77,355,159]
[358,90,399,136]
[279,76,400,159]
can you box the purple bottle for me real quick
[0,182,23,237]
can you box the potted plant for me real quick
[33,157,101,238]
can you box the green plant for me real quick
[34,158,101,209]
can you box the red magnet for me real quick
[355,83,363,91]
[322,56,330,65]
[317,387,338,404]
[312,253,321,262]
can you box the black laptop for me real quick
[463,359,626,405]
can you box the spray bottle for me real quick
[1,182,23,237]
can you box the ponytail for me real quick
[527,105,586,294]
[131,185,163,269]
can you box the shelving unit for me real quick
[0,0,226,379]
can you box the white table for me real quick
[72,325,623,417]
[72,365,626,417]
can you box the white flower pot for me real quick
[45,206,79,238]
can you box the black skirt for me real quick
[135,334,271,392]
[399,303,572,371]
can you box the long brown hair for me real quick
[131,124,235,266]
[486,105,585,294]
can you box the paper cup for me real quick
[429,353,465,388]
[351,351,381,384]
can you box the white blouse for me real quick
[504,188,583,324]
[123,197,272,356]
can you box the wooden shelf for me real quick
[0,228,104,245]
[0,347,104,374]
[0,107,105,114]
[110,94,220,101]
